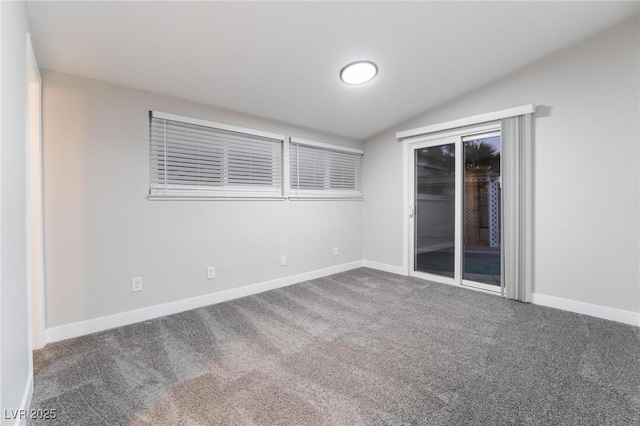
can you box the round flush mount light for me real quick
[340,61,378,85]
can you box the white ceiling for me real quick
[28,1,639,140]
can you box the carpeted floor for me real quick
[31,268,640,425]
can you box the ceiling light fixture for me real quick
[340,61,378,85]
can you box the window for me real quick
[150,111,284,198]
[289,138,363,199]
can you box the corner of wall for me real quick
[362,260,407,276]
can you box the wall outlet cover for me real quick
[131,277,143,292]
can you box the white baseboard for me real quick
[44,261,638,344]
[6,375,34,426]
[45,261,363,343]
[531,293,639,327]
[362,260,408,276]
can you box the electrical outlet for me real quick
[207,266,216,279]
[333,247,339,256]
[280,255,287,266]
[131,277,143,292]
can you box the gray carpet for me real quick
[31,268,640,425]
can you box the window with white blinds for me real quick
[150,111,284,198]
[289,138,363,199]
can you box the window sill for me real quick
[288,196,364,201]
[147,195,364,201]
[147,195,287,201]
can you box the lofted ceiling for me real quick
[27,1,639,140]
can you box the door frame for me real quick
[26,33,46,352]
[404,122,502,295]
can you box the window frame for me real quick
[148,111,286,200]
[288,137,364,200]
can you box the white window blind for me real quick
[150,111,284,198]
[289,138,363,199]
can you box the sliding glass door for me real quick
[463,133,501,288]
[410,126,502,293]
[414,143,457,278]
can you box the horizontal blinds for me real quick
[150,115,283,197]
[290,140,363,198]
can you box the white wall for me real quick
[1,0,33,419]
[363,16,640,314]
[42,70,364,329]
